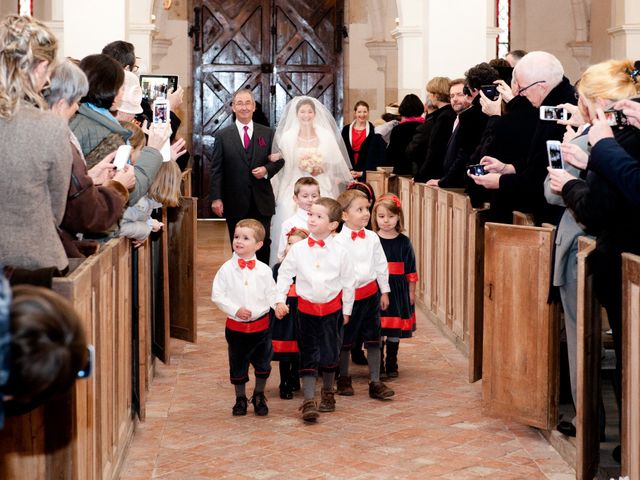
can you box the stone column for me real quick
[609,0,640,60]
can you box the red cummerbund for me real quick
[298,292,342,316]
[226,314,269,333]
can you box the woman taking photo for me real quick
[0,15,72,272]
[341,101,385,181]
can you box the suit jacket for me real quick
[387,120,423,175]
[209,122,283,218]
[341,121,386,180]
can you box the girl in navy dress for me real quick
[271,227,308,399]
[371,194,417,377]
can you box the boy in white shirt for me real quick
[276,177,320,262]
[275,198,356,423]
[211,219,285,417]
[334,189,394,400]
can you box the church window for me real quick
[18,0,33,16]
[496,0,511,58]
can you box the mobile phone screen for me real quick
[547,142,563,169]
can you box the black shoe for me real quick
[556,420,576,437]
[351,348,368,365]
[251,392,269,416]
[232,396,248,416]
[279,385,293,400]
[290,377,301,392]
[612,445,620,463]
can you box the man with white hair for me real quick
[469,51,576,224]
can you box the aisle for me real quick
[120,221,574,479]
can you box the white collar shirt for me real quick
[235,119,254,142]
[334,225,390,293]
[276,235,356,315]
[211,253,277,321]
[276,208,309,262]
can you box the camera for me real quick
[480,84,499,101]
[546,140,564,169]
[467,164,487,176]
[539,106,568,121]
[604,109,629,128]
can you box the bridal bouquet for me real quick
[298,148,324,175]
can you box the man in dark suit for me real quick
[209,90,284,264]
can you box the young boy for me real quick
[334,189,394,399]
[211,219,284,417]
[275,198,356,423]
[276,177,320,262]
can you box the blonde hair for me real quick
[121,121,145,150]
[372,194,405,233]
[578,59,640,102]
[236,219,265,242]
[426,76,451,103]
[0,15,57,118]
[147,161,182,207]
[286,227,309,242]
[336,189,367,212]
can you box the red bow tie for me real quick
[308,237,325,248]
[351,229,366,240]
[238,258,256,270]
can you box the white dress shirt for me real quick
[276,235,356,315]
[334,225,390,293]
[211,253,278,321]
[276,208,309,262]
[235,119,254,142]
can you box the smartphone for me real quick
[604,109,629,128]
[546,140,564,169]
[113,145,132,171]
[467,164,487,176]
[153,98,170,125]
[139,74,179,103]
[480,84,499,101]
[539,106,568,121]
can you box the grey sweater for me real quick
[0,104,72,270]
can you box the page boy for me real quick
[211,219,284,417]
[275,198,356,423]
[334,189,394,400]
[275,177,320,262]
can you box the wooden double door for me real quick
[191,0,345,217]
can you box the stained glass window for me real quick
[18,0,32,16]
[496,0,510,58]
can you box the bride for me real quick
[269,96,353,262]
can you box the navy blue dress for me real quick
[270,263,300,361]
[378,234,417,338]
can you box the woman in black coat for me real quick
[341,101,386,182]
[386,94,425,176]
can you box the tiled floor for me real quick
[120,221,575,479]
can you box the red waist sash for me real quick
[298,292,342,316]
[355,280,378,300]
[226,314,269,333]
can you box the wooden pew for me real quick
[482,222,559,430]
[575,236,601,479]
[397,177,413,239]
[621,252,640,478]
[366,168,392,198]
[512,210,535,226]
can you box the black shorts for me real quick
[225,317,272,385]
[297,310,343,377]
[342,291,381,350]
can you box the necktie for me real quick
[308,237,325,248]
[238,258,256,270]
[351,229,366,240]
[243,125,250,150]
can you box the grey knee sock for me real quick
[339,350,350,377]
[386,336,400,343]
[303,375,316,401]
[234,384,246,398]
[367,347,381,383]
[323,371,335,390]
[254,377,267,394]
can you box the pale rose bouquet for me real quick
[298,148,324,176]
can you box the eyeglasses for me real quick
[517,80,546,96]
[234,101,254,107]
[130,64,140,73]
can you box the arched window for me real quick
[18,0,32,16]
[496,0,510,58]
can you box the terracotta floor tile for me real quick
[120,222,575,479]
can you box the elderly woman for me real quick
[70,53,168,205]
[0,15,72,272]
[44,60,135,257]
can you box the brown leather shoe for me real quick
[369,381,395,399]
[336,375,354,396]
[299,399,319,422]
[319,388,336,412]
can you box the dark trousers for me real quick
[225,327,272,385]
[298,310,343,377]
[226,202,272,265]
